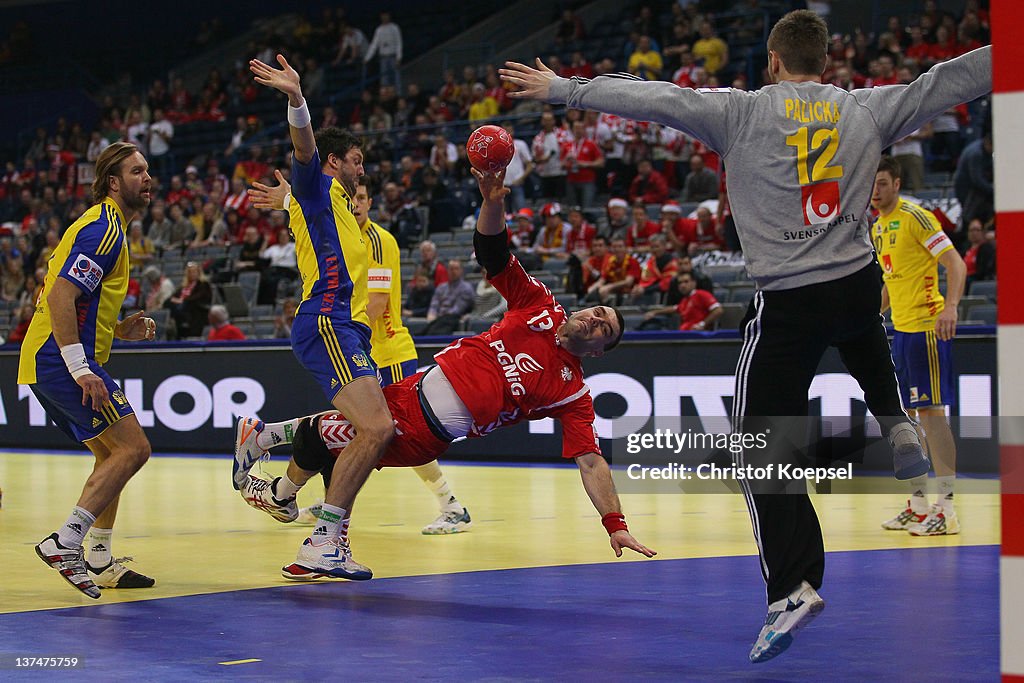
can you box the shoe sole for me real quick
[233,418,264,491]
[34,545,101,600]
[281,563,372,581]
[909,526,960,536]
[893,457,931,481]
[750,599,825,663]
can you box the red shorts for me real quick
[322,372,452,469]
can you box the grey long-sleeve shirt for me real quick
[548,47,992,290]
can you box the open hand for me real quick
[250,54,302,100]
[500,58,557,101]
[610,530,657,558]
[249,169,291,211]
[470,167,510,203]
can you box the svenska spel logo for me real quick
[800,181,840,225]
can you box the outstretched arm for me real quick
[250,54,315,164]
[576,452,656,558]
[500,58,746,154]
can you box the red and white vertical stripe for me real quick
[993,3,1024,680]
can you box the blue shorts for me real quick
[291,314,378,402]
[378,359,418,387]
[29,361,135,443]
[891,330,955,409]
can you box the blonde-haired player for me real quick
[872,155,966,535]
[20,142,159,597]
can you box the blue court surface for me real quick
[0,545,998,681]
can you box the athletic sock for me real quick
[311,503,347,542]
[936,475,955,512]
[256,417,303,451]
[414,461,462,512]
[86,528,113,569]
[908,476,929,513]
[338,514,351,544]
[272,473,301,501]
[56,506,96,548]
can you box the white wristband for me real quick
[287,100,310,128]
[60,343,93,380]
[282,192,292,211]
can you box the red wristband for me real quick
[602,512,628,535]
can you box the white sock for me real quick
[56,506,96,548]
[256,417,303,451]
[909,476,929,513]
[86,528,113,568]
[936,475,955,511]
[311,503,347,542]
[414,461,462,512]
[272,473,301,501]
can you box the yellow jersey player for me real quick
[872,155,966,536]
[247,174,473,535]
[20,142,159,598]
[236,54,394,581]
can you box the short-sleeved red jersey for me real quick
[434,255,601,458]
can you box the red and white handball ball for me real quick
[466,124,515,174]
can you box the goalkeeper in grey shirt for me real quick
[502,10,991,664]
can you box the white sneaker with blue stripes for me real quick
[749,580,825,663]
[282,536,373,581]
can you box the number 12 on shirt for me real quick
[785,126,844,185]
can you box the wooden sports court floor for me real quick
[0,449,1000,680]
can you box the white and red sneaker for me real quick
[241,475,298,523]
[35,533,100,599]
[233,416,267,491]
[881,500,929,530]
[908,504,960,536]
[282,537,373,581]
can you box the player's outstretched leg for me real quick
[749,581,825,663]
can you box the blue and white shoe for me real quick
[281,537,373,581]
[749,581,825,663]
[888,422,931,480]
[233,416,266,491]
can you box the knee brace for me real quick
[292,415,333,473]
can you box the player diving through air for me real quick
[233,168,656,580]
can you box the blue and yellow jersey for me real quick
[361,219,416,367]
[287,149,369,328]
[18,199,130,384]
[873,198,955,333]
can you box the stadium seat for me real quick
[463,316,496,333]
[968,304,996,325]
[220,283,249,319]
[715,302,747,331]
[707,267,743,285]
[555,293,578,310]
[237,271,261,309]
[727,284,755,306]
[969,280,996,302]
[543,258,569,274]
